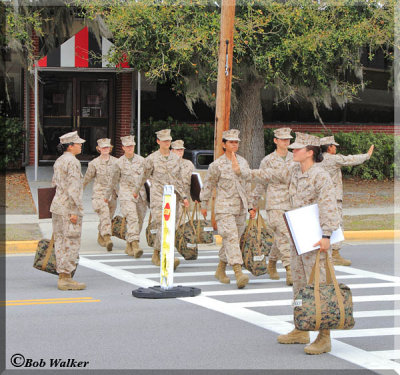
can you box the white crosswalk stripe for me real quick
[80,248,400,373]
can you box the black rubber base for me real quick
[132,285,201,299]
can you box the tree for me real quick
[19,0,396,167]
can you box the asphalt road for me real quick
[4,241,400,374]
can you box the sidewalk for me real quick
[5,166,399,254]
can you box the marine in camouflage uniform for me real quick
[133,129,189,269]
[109,135,147,258]
[252,132,340,355]
[320,135,374,266]
[50,131,86,291]
[83,138,118,252]
[171,139,195,224]
[250,127,295,285]
[200,129,251,289]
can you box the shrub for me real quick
[138,118,214,157]
[332,132,395,180]
[0,117,24,170]
[265,129,395,180]
[137,120,396,180]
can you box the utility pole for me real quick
[214,0,236,160]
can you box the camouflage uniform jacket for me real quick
[110,154,147,202]
[50,152,84,217]
[133,150,187,201]
[180,158,195,200]
[83,155,118,199]
[252,163,339,237]
[250,150,294,211]
[200,154,251,215]
[321,152,370,201]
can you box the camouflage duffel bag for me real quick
[33,235,76,276]
[294,252,355,331]
[240,212,273,276]
[191,202,213,244]
[111,215,126,240]
[146,214,158,247]
[175,207,198,260]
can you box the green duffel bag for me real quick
[111,215,126,240]
[191,202,213,244]
[146,213,158,247]
[175,207,198,260]
[240,211,273,276]
[294,252,355,331]
[33,235,76,276]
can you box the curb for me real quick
[214,230,399,246]
[4,240,39,254]
[4,230,398,254]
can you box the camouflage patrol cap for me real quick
[171,140,185,149]
[59,131,85,144]
[156,129,172,141]
[320,135,339,146]
[222,129,240,141]
[97,138,112,148]
[121,135,136,146]
[288,132,320,149]
[273,127,293,139]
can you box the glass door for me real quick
[40,73,114,161]
[77,79,111,159]
[41,80,74,159]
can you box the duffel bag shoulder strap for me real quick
[308,251,322,331]
[256,209,264,244]
[42,234,55,271]
[121,217,126,239]
[241,218,256,251]
[193,201,201,242]
[325,254,345,330]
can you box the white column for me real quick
[137,71,141,156]
[34,64,38,181]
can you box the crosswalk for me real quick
[81,249,400,373]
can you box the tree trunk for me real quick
[230,79,265,169]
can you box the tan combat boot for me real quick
[267,260,280,280]
[215,261,230,284]
[332,250,351,266]
[131,241,143,258]
[174,258,180,270]
[103,234,113,252]
[232,264,249,289]
[304,329,331,355]
[57,273,86,291]
[125,242,133,256]
[97,233,106,247]
[277,328,310,344]
[152,249,160,266]
[285,265,293,286]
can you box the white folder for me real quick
[284,204,344,255]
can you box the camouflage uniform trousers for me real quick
[290,241,332,298]
[52,213,82,275]
[215,212,247,266]
[331,200,343,251]
[266,209,291,268]
[120,198,148,243]
[92,195,117,237]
